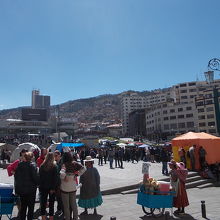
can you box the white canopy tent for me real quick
[10,143,40,162]
[138,144,150,148]
[48,143,61,152]
[116,143,127,148]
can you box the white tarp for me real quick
[116,143,127,148]
[10,143,40,162]
[48,143,61,152]
[138,144,150,148]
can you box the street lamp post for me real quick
[55,107,61,142]
[208,58,220,71]
[206,58,220,135]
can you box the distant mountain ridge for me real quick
[0,91,138,122]
[0,89,163,122]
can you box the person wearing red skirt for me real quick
[169,161,189,215]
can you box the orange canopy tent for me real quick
[172,132,220,169]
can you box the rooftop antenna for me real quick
[196,73,199,82]
[204,70,214,84]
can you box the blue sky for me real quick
[1,0,220,110]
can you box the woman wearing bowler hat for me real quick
[78,156,103,215]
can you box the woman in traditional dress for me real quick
[169,160,189,215]
[78,156,103,215]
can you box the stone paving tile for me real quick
[0,160,165,192]
[1,186,220,220]
[1,160,220,220]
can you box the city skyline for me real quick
[1,0,220,110]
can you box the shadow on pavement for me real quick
[11,210,103,220]
[140,213,197,220]
[79,214,103,220]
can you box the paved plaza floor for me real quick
[0,159,165,192]
[0,159,220,219]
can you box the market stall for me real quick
[172,132,220,169]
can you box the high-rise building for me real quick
[128,109,146,136]
[32,89,50,109]
[121,89,174,135]
[145,79,220,139]
[121,93,147,135]
[32,90,40,109]
[121,79,220,138]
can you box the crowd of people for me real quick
[0,149,11,162]
[0,135,52,147]
[77,145,171,169]
[178,145,220,182]
[2,140,220,219]
[7,148,103,220]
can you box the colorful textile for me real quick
[173,181,189,208]
[7,159,19,176]
[78,167,103,209]
[78,192,103,208]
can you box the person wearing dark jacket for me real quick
[39,152,59,220]
[54,150,63,215]
[160,147,170,176]
[14,152,39,220]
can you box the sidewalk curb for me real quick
[100,176,170,196]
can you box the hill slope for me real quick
[0,90,154,123]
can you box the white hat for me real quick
[84,156,94,162]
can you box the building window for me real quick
[206,107,214,112]
[163,110,167,114]
[178,108,183,112]
[186,113,193,118]
[198,115,206,120]
[205,94,213,98]
[189,82,196,86]
[170,109,175,113]
[187,122,194,128]
[164,124,169,130]
[178,115,184,119]
[181,96,188,99]
[164,117,169,121]
[186,106,192,111]
[206,100,213,105]
[209,129,216,133]
[189,88,196,92]
[178,123,185,128]
[197,101,204,106]
[170,123,177,129]
[180,90,187,93]
[207,114,214,119]
[199,87,206,91]
[199,122,206,127]
[190,95,195,98]
[208,121,215,126]
[180,83,187,87]
[198,108,204,113]
[170,116,176,120]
